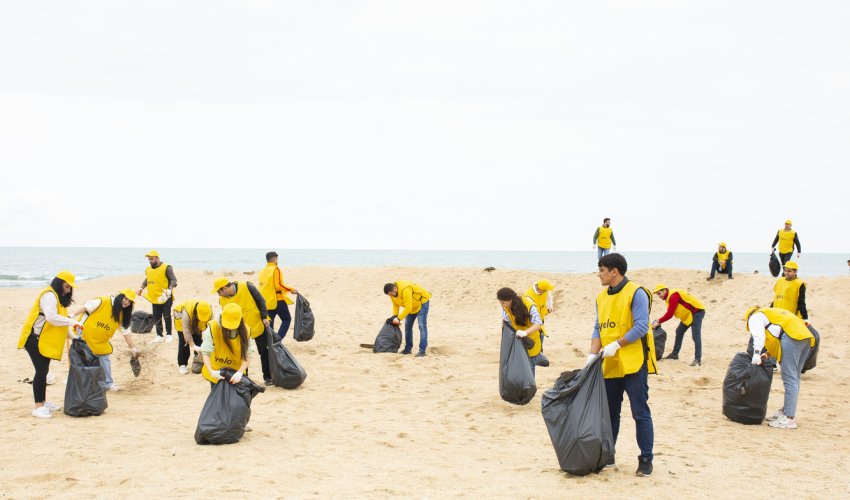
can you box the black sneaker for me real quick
[605,456,616,467]
[264,378,274,386]
[689,359,701,367]
[635,456,652,476]
[400,350,412,355]
[663,353,678,360]
[415,351,426,357]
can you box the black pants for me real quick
[779,252,793,265]
[24,333,51,404]
[152,297,174,337]
[269,303,292,339]
[254,331,271,381]
[177,330,203,366]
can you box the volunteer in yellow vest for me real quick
[70,289,141,391]
[201,303,250,387]
[213,277,272,385]
[652,284,706,366]
[771,219,802,265]
[745,306,815,429]
[708,242,733,280]
[592,217,617,260]
[136,250,177,343]
[525,279,555,367]
[173,300,213,375]
[587,253,655,476]
[258,251,297,339]
[770,261,809,322]
[383,280,432,357]
[17,271,82,419]
[497,287,543,375]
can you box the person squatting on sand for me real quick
[652,284,706,366]
[745,306,815,429]
[587,253,656,476]
[213,277,272,385]
[772,220,801,265]
[258,251,297,339]
[708,242,733,280]
[524,279,555,367]
[497,287,543,375]
[384,280,432,357]
[174,299,214,375]
[137,250,177,343]
[201,303,250,388]
[17,270,82,418]
[70,289,141,391]
[770,261,809,323]
[592,217,616,260]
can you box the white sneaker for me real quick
[32,406,53,419]
[178,365,188,375]
[107,384,120,392]
[245,424,253,432]
[765,409,784,422]
[165,335,173,343]
[151,336,165,344]
[43,401,61,412]
[768,415,797,429]
[45,372,56,385]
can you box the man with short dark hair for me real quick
[384,280,431,357]
[593,218,616,260]
[258,251,297,339]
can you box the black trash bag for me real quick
[769,252,781,277]
[266,328,308,389]
[194,368,265,445]
[802,325,820,373]
[64,339,108,417]
[653,326,667,361]
[722,352,775,424]
[373,317,402,353]
[499,322,537,405]
[292,293,315,342]
[541,355,614,475]
[130,310,156,333]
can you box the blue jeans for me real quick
[779,335,810,417]
[597,246,611,261]
[269,302,292,339]
[403,301,430,354]
[709,261,733,278]
[671,309,705,361]
[605,362,653,461]
[97,354,113,389]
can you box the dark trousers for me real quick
[779,252,793,265]
[24,333,51,404]
[152,297,174,337]
[254,331,271,381]
[605,362,654,461]
[671,309,705,361]
[177,330,203,366]
[269,302,292,339]
[709,261,733,278]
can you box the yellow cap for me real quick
[783,261,798,270]
[653,283,668,294]
[221,303,242,329]
[744,306,760,322]
[784,219,792,225]
[145,250,160,258]
[119,288,137,302]
[196,301,213,323]
[536,279,555,291]
[719,242,727,247]
[211,277,231,294]
[55,270,76,287]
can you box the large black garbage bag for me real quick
[769,252,781,277]
[194,368,265,445]
[653,326,667,360]
[499,322,536,405]
[802,325,820,373]
[722,352,775,424]
[130,310,155,333]
[541,355,614,475]
[292,293,315,342]
[64,339,108,417]
[373,318,402,353]
[267,328,308,389]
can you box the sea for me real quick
[0,247,847,288]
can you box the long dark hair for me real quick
[50,277,74,308]
[496,287,530,327]
[112,294,134,329]
[187,306,202,336]
[222,321,250,361]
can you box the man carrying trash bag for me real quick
[585,253,656,477]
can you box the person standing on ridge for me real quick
[137,250,177,344]
[772,220,801,265]
[593,218,617,261]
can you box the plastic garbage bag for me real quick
[499,322,536,405]
[769,252,781,278]
[130,310,156,333]
[802,325,820,373]
[64,339,108,417]
[722,352,775,424]
[653,326,667,360]
[194,368,265,445]
[292,293,315,342]
[373,318,402,353]
[266,328,307,389]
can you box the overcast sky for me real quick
[2,1,848,252]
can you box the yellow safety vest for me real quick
[219,282,265,338]
[17,288,69,361]
[597,226,613,249]
[258,263,279,310]
[173,300,209,333]
[79,296,121,356]
[716,250,731,268]
[773,278,805,318]
[202,320,244,384]
[391,280,432,320]
[596,281,656,378]
[524,286,550,337]
[777,230,797,254]
[748,307,814,362]
[144,263,172,305]
[666,288,706,326]
[503,296,542,357]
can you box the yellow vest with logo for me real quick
[79,296,121,356]
[503,296,542,357]
[750,307,814,362]
[144,263,172,305]
[777,230,797,254]
[17,288,69,361]
[596,282,657,378]
[202,320,244,383]
[716,250,731,268]
[219,282,265,338]
[597,227,613,249]
[173,300,208,334]
[258,263,279,311]
[666,288,705,326]
[392,281,432,319]
[773,279,805,318]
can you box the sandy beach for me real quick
[3,266,849,498]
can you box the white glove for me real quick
[751,353,762,365]
[209,370,224,381]
[612,246,616,252]
[602,341,622,358]
[584,353,596,367]
[515,329,528,338]
[191,345,202,354]
[165,288,172,298]
[230,371,243,384]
